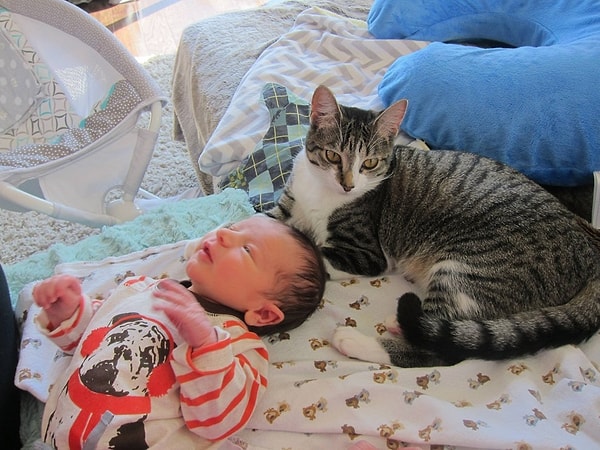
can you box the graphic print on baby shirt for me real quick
[46,312,177,450]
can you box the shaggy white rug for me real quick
[1,54,199,266]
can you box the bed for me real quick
[11,0,600,449]
[172,1,599,448]
[11,189,600,449]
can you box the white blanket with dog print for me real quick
[16,233,600,449]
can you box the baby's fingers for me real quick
[153,296,215,348]
[32,276,64,308]
[152,279,193,304]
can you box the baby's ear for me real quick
[244,303,284,327]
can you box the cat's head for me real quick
[304,85,407,197]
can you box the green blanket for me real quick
[6,188,254,307]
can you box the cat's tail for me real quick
[397,282,600,363]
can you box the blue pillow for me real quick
[369,0,600,186]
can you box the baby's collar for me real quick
[178,280,246,323]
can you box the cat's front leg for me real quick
[331,327,392,364]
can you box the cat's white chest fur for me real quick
[286,150,360,246]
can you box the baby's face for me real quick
[185,215,303,312]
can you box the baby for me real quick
[32,215,326,449]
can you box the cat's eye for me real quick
[325,150,341,164]
[362,158,379,170]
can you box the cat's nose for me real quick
[342,172,354,192]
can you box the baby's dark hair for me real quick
[248,224,326,336]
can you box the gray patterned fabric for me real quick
[0,7,80,148]
[0,14,40,133]
[219,83,309,211]
[0,80,141,168]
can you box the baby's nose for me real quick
[216,227,236,247]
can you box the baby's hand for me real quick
[152,279,218,348]
[32,274,83,329]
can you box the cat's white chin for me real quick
[331,326,392,364]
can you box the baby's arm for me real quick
[153,280,268,441]
[151,279,217,347]
[175,322,268,441]
[32,274,95,351]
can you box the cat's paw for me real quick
[384,314,402,335]
[331,327,391,364]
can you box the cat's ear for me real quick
[375,99,408,139]
[310,85,340,128]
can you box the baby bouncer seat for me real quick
[0,0,166,226]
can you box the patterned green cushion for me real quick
[219,83,309,211]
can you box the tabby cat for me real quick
[267,85,600,368]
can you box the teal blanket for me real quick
[6,189,254,306]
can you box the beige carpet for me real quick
[1,54,199,266]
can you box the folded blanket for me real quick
[198,8,427,178]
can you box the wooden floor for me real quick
[81,0,266,60]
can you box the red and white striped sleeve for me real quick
[34,275,151,353]
[35,294,97,354]
[170,318,269,441]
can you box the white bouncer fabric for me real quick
[0,0,166,226]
